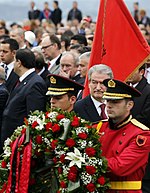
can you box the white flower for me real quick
[36,115,46,130]
[4,138,12,147]
[44,138,50,146]
[49,111,58,119]
[65,147,85,168]
[3,147,11,157]
[75,127,89,135]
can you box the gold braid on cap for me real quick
[48,88,75,91]
[46,91,67,95]
[103,92,132,98]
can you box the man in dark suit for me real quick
[74,64,113,123]
[59,51,84,85]
[41,34,62,75]
[0,66,9,124]
[1,49,47,150]
[67,1,82,23]
[0,38,19,92]
[127,64,150,193]
[28,1,41,20]
[33,50,50,88]
[51,1,62,27]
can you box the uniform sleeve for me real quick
[108,134,150,176]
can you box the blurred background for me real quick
[0,0,149,25]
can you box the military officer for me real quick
[98,79,150,193]
[46,74,84,112]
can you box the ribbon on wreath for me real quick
[6,133,32,193]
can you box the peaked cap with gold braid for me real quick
[102,79,141,100]
[46,74,84,96]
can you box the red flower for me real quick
[86,183,95,192]
[32,121,38,128]
[45,112,50,118]
[97,176,106,185]
[51,139,58,150]
[86,166,96,175]
[85,147,96,157]
[78,132,88,139]
[35,135,43,144]
[66,138,76,148]
[68,172,77,182]
[56,114,65,120]
[52,124,60,132]
[53,157,58,164]
[60,154,65,163]
[60,181,67,188]
[1,160,7,168]
[35,150,42,157]
[69,166,78,174]
[21,128,26,134]
[45,122,53,131]
[58,167,63,174]
[45,148,50,152]
[71,116,80,127]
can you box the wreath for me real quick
[0,109,110,193]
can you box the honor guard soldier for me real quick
[98,79,150,193]
[47,74,84,112]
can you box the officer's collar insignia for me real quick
[108,79,116,88]
[50,76,56,84]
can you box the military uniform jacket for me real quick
[99,115,150,193]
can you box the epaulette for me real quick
[101,118,108,122]
[131,119,149,131]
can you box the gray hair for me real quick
[79,51,91,60]
[88,64,113,80]
[61,51,79,67]
[0,66,5,80]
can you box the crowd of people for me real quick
[0,0,150,192]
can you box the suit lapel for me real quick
[6,72,36,106]
[135,77,147,92]
[84,96,100,120]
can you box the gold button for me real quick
[119,141,122,144]
[122,132,126,136]
[116,150,119,154]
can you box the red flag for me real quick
[83,0,150,98]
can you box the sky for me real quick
[0,0,149,25]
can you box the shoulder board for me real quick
[131,119,149,131]
[102,118,109,122]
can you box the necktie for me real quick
[4,65,8,79]
[100,103,107,119]
[1,64,8,80]
[15,80,21,88]
[47,61,51,69]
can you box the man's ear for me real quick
[139,69,145,76]
[127,100,134,111]
[12,50,17,57]
[70,95,77,105]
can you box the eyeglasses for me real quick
[42,44,53,50]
